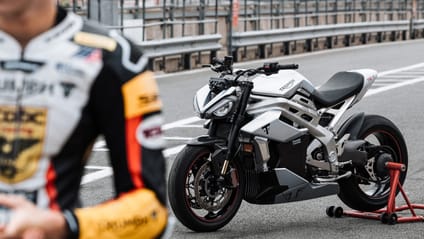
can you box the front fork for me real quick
[219,81,253,177]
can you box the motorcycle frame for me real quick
[243,93,357,174]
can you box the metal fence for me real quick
[58,0,424,71]
[59,0,222,41]
[60,1,424,38]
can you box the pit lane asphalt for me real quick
[83,39,424,239]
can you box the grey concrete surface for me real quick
[83,40,424,239]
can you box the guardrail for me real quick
[230,20,418,61]
[132,20,424,71]
[413,19,424,32]
[70,0,424,72]
[138,34,222,70]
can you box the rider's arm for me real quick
[70,32,168,239]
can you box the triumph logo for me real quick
[279,79,295,91]
[262,124,270,135]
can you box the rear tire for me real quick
[167,145,244,232]
[337,115,408,212]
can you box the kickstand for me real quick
[326,162,424,225]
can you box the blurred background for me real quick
[57,0,424,72]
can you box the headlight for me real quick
[193,86,237,119]
[204,98,236,119]
[213,101,234,117]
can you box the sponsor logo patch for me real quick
[0,106,46,183]
[122,71,162,119]
[0,77,77,99]
[56,63,86,78]
[135,115,165,150]
[74,47,102,62]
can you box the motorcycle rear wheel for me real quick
[338,115,408,212]
[168,145,244,232]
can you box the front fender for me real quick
[337,112,365,140]
[187,135,226,147]
[187,136,228,176]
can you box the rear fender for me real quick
[337,112,365,140]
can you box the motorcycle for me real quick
[167,56,408,232]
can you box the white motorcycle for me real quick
[168,56,408,232]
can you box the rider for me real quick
[0,0,168,238]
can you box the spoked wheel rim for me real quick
[184,150,241,223]
[357,130,404,200]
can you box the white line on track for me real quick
[81,167,113,185]
[168,124,204,128]
[162,116,201,131]
[366,76,424,97]
[377,62,424,76]
[93,140,106,149]
[165,136,194,141]
[376,79,407,82]
[83,145,187,184]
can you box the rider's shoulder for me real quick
[72,20,119,52]
[73,20,147,76]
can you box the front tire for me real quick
[168,145,244,232]
[338,115,408,212]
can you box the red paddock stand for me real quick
[326,162,424,225]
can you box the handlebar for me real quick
[204,56,299,79]
[259,62,298,75]
[207,58,300,92]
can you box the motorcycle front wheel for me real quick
[167,145,245,232]
[338,115,408,212]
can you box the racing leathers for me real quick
[0,7,167,239]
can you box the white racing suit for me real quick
[0,7,168,239]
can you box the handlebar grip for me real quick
[261,62,299,74]
[212,57,223,65]
[278,64,299,70]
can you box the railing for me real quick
[231,20,414,61]
[59,0,424,72]
[139,34,222,69]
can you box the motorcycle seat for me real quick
[311,71,364,108]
